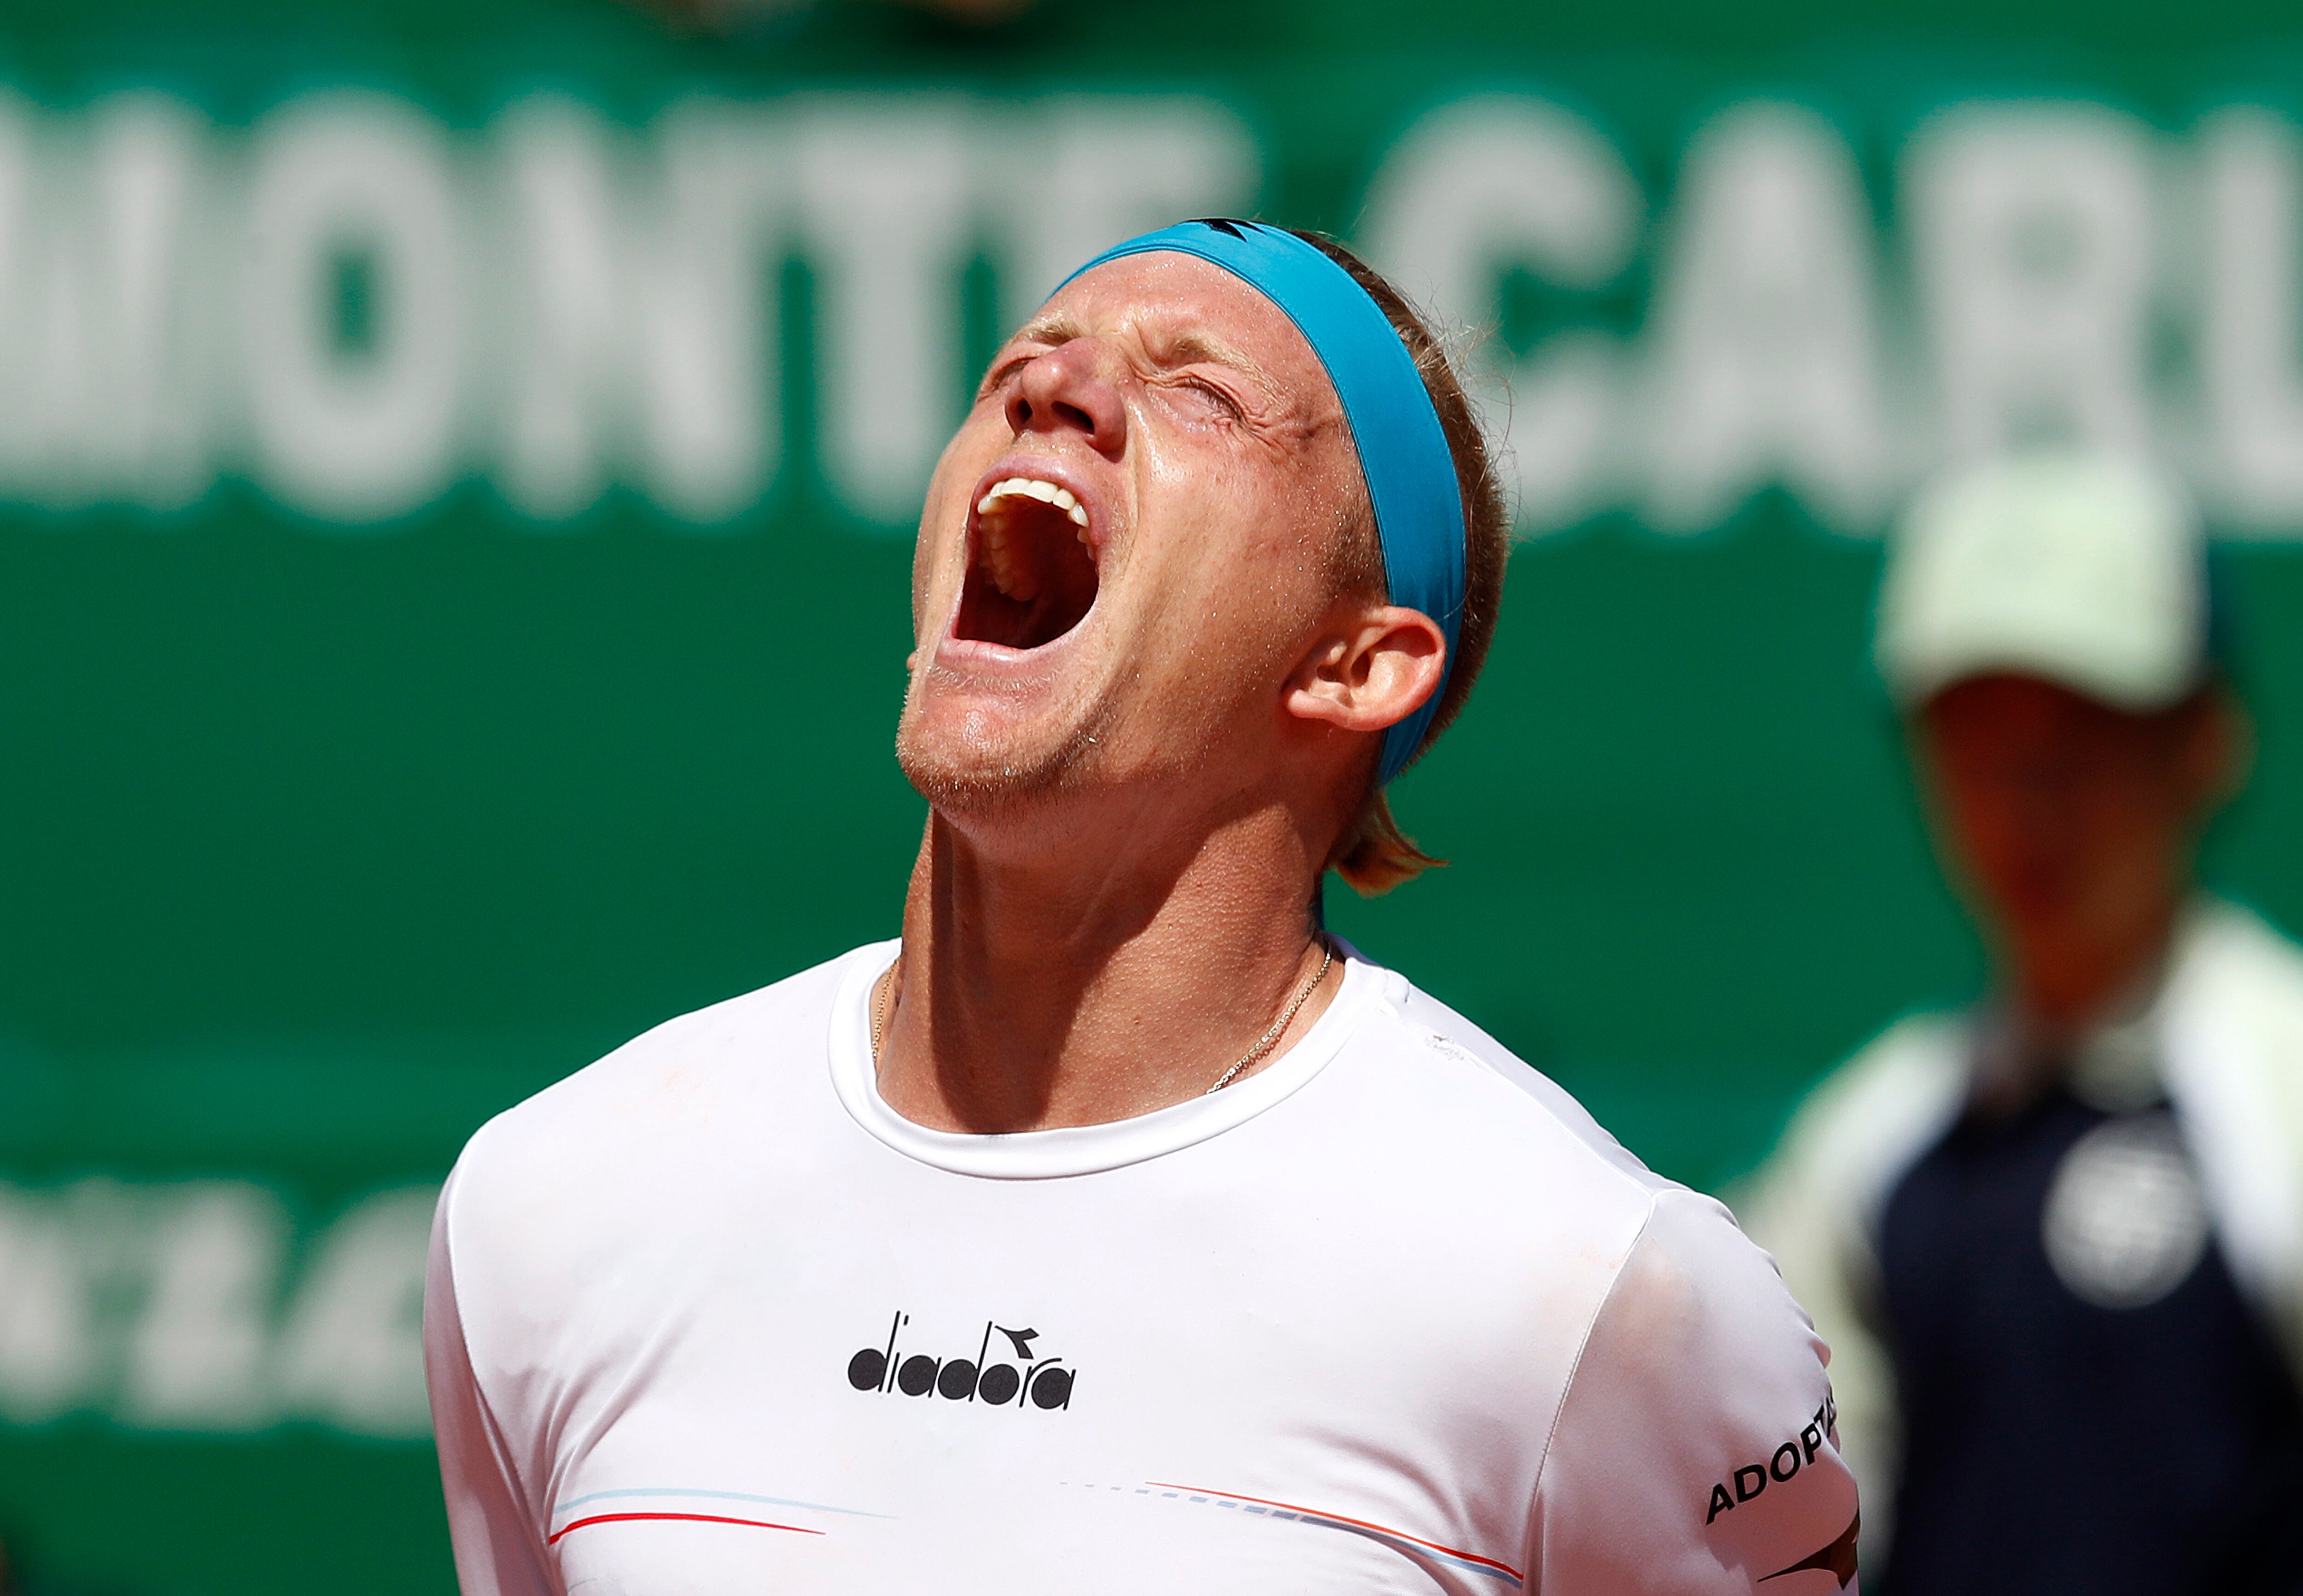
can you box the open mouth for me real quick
[954,476,1101,651]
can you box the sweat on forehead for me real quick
[1017,262,1316,396]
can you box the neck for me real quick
[2005,889,2187,1038]
[873,789,1341,1133]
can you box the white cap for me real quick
[1876,451,2209,712]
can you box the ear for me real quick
[2186,686,2255,812]
[1284,603,1448,735]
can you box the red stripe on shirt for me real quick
[546,1511,825,1546]
[1146,1482,1525,1581]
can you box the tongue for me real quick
[957,577,1048,650]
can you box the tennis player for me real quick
[424,222,1860,1594]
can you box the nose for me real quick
[1005,339,1127,457]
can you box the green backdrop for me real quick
[6,0,2303,1590]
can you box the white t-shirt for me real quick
[426,942,1861,1595]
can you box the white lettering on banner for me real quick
[988,97,1260,328]
[492,98,788,521]
[0,93,208,510]
[243,93,466,522]
[492,99,632,520]
[2199,108,2303,532]
[1360,95,1642,533]
[118,1182,286,1430]
[274,1186,437,1438]
[635,102,785,522]
[4,88,2303,534]
[0,1177,440,1440]
[0,1187,92,1421]
[1907,104,2157,464]
[797,99,977,525]
[1640,103,1894,532]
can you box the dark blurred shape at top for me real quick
[0,1530,146,1596]
[615,0,1043,35]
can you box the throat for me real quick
[873,857,1344,1136]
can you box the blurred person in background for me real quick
[1744,452,2303,1595]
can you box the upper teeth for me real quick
[977,477,1090,530]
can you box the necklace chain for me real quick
[871,962,897,1065]
[870,938,1335,1096]
[1204,939,1334,1095]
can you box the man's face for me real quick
[1916,672,2231,972]
[895,252,1366,822]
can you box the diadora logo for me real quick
[845,1312,1077,1411]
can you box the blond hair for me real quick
[1289,232,1511,895]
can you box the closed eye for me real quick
[977,350,1042,402]
[1175,374,1249,423]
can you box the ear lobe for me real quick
[2198,691,2255,808]
[1286,606,1448,735]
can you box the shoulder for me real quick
[1746,1011,1970,1243]
[1300,959,1703,1347]
[1793,1011,1971,1162]
[1534,1186,1860,1591]
[2173,899,2303,1040]
[471,945,868,1154]
[1377,964,1666,1185]
[2162,902,2303,1364]
[1342,965,1821,1392]
[438,944,881,1265]
[1322,966,1823,1468]
[1569,1187,1835,1432]
[1736,1009,1968,1391]
[1350,960,1678,1227]
[2161,900,2303,1178]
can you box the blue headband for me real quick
[1058,220,1468,787]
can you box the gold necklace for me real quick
[871,963,899,1067]
[1204,939,1335,1094]
[869,939,1337,1095]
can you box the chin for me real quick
[894,710,1099,822]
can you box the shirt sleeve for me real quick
[424,1169,563,1596]
[1734,1019,1969,1570]
[1527,1188,1863,1596]
[1736,1108,1902,1565]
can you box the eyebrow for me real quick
[1151,326,1267,379]
[1004,314,1268,380]
[1009,311,1084,347]
[993,306,1290,413]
